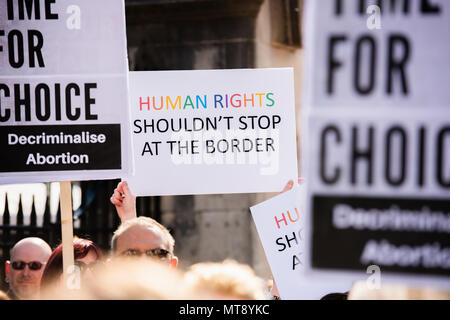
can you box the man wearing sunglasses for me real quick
[111,217,178,269]
[5,237,52,300]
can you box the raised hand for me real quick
[280,178,303,194]
[110,181,137,223]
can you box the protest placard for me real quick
[126,68,298,196]
[251,183,351,299]
[302,0,450,288]
[0,0,131,282]
[0,0,131,184]
[251,184,306,299]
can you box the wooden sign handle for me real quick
[59,181,74,288]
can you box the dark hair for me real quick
[40,238,103,290]
[320,291,349,300]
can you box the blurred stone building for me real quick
[125,0,303,277]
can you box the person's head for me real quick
[348,281,450,300]
[184,259,268,300]
[320,291,349,300]
[111,217,178,268]
[43,259,196,300]
[40,238,103,291]
[5,237,52,299]
[0,290,10,300]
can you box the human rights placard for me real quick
[126,68,298,195]
[0,0,132,184]
[251,183,352,299]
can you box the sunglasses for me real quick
[11,261,46,271]
[119,248,171,260]
[74,260,102,272]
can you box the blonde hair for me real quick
[111,217,175,253]
[41,259,200,300]
[349,281,450,300]
[0,290,10,300]
[184,259,268,300]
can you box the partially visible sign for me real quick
[303,0,450,288]
[251,184,309,299]
[0,0,131,184]
[126,69,298,196]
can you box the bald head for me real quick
[7,237,52,299]
[10,237,52,259]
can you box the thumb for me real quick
[121,181,133,198]
[281,180,294,193]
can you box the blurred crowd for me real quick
[1,181,448,300]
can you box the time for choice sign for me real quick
[126,69,298,196]
[0,0,131,184]
[303,0,450,286]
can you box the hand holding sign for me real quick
[110,181,137,223]
[281,178,303,194]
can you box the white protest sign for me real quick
[251,183,351,299]
[251,185,305,299]
[126,69,298,196]
[302,0,450,288]
[0,0,132,184]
